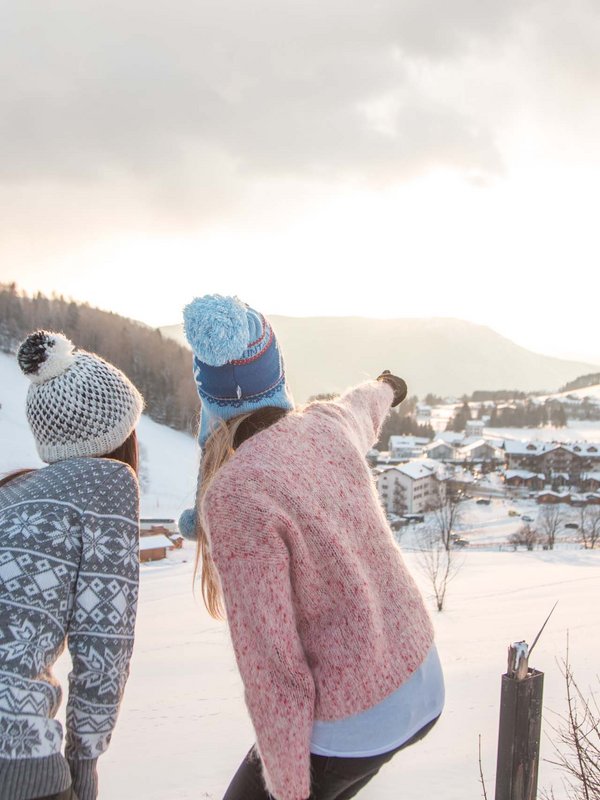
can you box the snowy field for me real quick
[397,496,584,550]
[2,351,600,799]
[485,421,600,444]
[50,546,600,800]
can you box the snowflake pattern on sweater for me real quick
[0,458,139,800]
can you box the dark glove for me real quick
[377,370,408,407]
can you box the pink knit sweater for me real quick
[203,381,434,800]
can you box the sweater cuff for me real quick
[67,757,99,800]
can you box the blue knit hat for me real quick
[178,295,294,538]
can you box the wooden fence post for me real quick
[494,642,544,800]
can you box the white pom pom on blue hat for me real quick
[183,295,250,367]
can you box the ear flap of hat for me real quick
[183,295,250,366]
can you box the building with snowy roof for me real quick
[465,419,485,438]
[139,534,173,563]
[536,490,571,505]
[503,440,600,478]
[140,518,178,536]
[581,472,600,491]
[503,470,545,490]
[376,460,445,515]
[387,435,431,460]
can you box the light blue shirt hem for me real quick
[310,644,444,758]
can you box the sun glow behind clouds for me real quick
[8,164,598,364]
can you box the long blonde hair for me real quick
[193,413,255,620]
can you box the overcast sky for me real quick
[1,1,598,364]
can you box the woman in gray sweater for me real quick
[0,331,144,800]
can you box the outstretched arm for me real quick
[329,374,406,453]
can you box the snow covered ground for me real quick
[395,495,585,551]
[2,350,600,800]
[48,546,600,800]
[540,383,600,403]
[484,421,600,444]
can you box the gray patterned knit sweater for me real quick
[0,458,139,800]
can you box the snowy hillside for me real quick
[2,350,600,800]
[0,351,198,518]
[541,383,600,403]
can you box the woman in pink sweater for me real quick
[179,295,444,800]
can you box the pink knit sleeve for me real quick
[209,509,315,800]
[331,380,394,453]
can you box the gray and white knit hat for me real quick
[18,330,144,463]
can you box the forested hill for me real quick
[0,284,199,433]
[559,373,600,393]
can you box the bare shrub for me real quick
[508,523,539,551]
[543,647,600,800]
[417,526,462,612]
[538,505,567,550]
[579,506,600,550]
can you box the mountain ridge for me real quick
[160,316,598,402]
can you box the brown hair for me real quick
[194,406,290,620]
[0,469,35,489]
[103,430,139,475]
[0,430,139,489]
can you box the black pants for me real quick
[223,716,439,800]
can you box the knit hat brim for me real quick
[36,385,143,463]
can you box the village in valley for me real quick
[136,379,600,562]
[371,382,600,552]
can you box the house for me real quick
[504,470,545,490]
[139,534,173,562]
[387,435,431,460]
[424,440,456,461]
[169,532,185,549]
[581,471,600,492]
[536,490,571,505]
[503,441,555,471]
[465,420,485,438]
[455,439,502,464]
[503,440,600,478]
[416,404,432,421]
[377,460,444,514]
[140,518,178,537]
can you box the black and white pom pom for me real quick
[17,331,76,384]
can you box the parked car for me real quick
[402,513,425,524]
[453,538,470,547]
[508,509,521,517]
[564,522,579,529]
[522,515,534,522]
[476,498,491,505]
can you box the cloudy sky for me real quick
[1,1,598,363]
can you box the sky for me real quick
[1,1,598,365]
